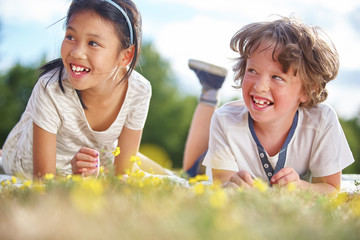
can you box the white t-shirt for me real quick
[2,69,151,178]
[203,100,354,183]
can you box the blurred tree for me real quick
[340,116,360,174]
[136,42,197,168]
[0,63,39,145]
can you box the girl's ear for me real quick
[118,45,135,68]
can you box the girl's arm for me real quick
[33,122,57,179]
[114,126,143,175]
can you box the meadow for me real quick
[1,167,360,240]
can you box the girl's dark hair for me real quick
[230,16,339,108]
[39,0,142,108]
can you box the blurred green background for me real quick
[1,42,359,173]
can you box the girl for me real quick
[2,0,151,179]
[203,16,354,194]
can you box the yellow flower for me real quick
[130,156,140,162]
[193,183,205,195]
[23,180,32,188]
[287,182,296,192]
[189,174,209,184]
[99,166,105,174]
[112,147,121,156]
[136,160,142,166]
[210,188,228,209]
[253,178,268,192]
[66,175,72,180]
[330,192,348,208]
[44,173,54,180]
[70,178,104,213]
[11,176,17,184]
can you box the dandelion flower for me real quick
[210,188,228,209]
[253,178,268,192]
[193,183,205,195]
[287,182,296,192]
[11,176,17,184]
[112,147,121,156]
[44,173,54,180]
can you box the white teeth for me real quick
[71,64,89,73]
[254,98,271,106]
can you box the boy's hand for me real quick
[270,167,301,186]
[224,170,254,189]
[70,147,99,177]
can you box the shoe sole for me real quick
[188,59,228,77]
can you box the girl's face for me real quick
[61,10,126,91]
[242,42,308,127]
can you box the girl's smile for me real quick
[61,10,123,91]
[70,63,90,77]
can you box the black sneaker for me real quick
[189,59,228,90]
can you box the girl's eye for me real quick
[65,35,75,41]
[89,41,99,47]
[248,68,256,74]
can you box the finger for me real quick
[78,147,99,158]
[272,170,299,186]
[223,181,242,189]
[74,152,99,163]
[229,174,252,189]
[271,167,293,184]
[238,170,254,186]
[72,160,98,169]
[81,168,99,177]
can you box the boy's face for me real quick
[242,42,308,127]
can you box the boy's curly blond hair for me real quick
[230,16,339,108]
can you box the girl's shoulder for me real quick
[129,70,151,94]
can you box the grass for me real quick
[0,171,360,240]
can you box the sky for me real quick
[1,0,360,118]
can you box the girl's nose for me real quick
[253,77,270,92]
[70,44,86,59]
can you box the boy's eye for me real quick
[89,41,99,47]
[247,68,256,73]
[272,75,283,81]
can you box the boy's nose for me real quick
[254,77,270,92]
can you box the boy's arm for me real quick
[212,169,254,188]
[271,167,341,194]
[309,172,341,193]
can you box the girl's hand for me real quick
[223,170,254,189]
[270,167,301,187]
[70,147,99,177]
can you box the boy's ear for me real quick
[118,45,135,68]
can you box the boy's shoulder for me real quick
[299,103,339,127]
[301,103,337,118]
[215,100,248,123]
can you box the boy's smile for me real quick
[242,41,308,128]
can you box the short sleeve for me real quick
[28,76,62,134]
[124,75,152,130]
[309,105,354,177]
[203,110,239,171]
